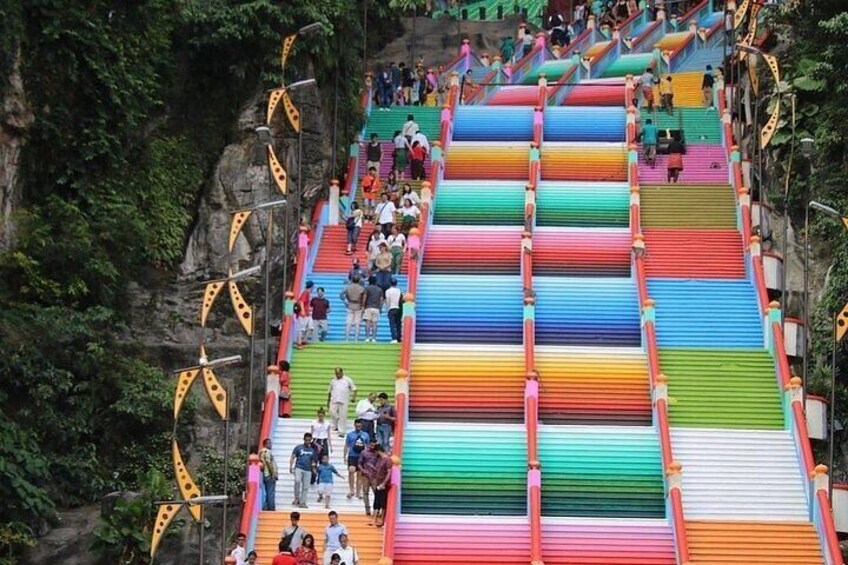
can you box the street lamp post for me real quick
[153,495,230,565]
[808,200,846,499]
[801,137,816,392]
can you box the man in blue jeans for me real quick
[258,438,278,511]
[376,392,397,451]
[289,432,318,508]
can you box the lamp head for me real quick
[298,22,323,37]
[255,126,272,145]
[800,137,815,158]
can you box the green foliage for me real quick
[0,522,35,565]
[196,447,248,497]
[90,468,175,565]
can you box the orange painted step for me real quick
[686,520,824,564]
[313,223,408,274]
[643,228,745,278]
[255,510,383,564]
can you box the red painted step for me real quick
[422,227,522,274]
[644,228,745,278]
[535,229,631,276]
[312,223,409,274]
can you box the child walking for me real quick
[316,453,344,509]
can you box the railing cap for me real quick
[395,369,409,379]
[266,365,281,374]
[403,293,415,302]
[656,373,668,384]
[285,291,296,299]
[643,298,656,307]
[524,296,536,305]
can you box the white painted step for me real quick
[271,418,371,515]
[671,428,810,521]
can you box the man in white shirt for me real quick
[401,114,418,141]
[411,129,429,154]
[327,368,357,437]
[230,533,247,565]
[323,511,347,565]
[332,534,359,565]
[385,278,403,344]
[355,392,379,439]
[375,192,397,238]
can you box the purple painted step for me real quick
[637,144,729,184]
[542,522,676,564]
[357,141,432,179]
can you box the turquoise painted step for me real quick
[654,108,722,144]
[539,426,666,518]
[601,53,655,78]
[434,182,525,226]
[523,60,576,84]
[289,343,399,419]
[363,107,441,141]
[402,422,527,515]
[537,182,630,227]
[660,348,784,429]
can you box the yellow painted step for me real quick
[255,510,383,563]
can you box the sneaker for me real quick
[390,340,398,344]
[318,495,324,502]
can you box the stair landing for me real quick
[686,520,824,564]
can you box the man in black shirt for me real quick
[702,65,715,108]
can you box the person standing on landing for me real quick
[327,367,357,436]
[259,438,279,511]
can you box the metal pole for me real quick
[263,214,273,373]
[247,305,256,450]
[331,59,339,181]
[363,0,368,67]
[802,203,810,407]
[297,128,303,226]
[221,382,230,562]
[830,312,837,500]
[411,6,417,67]
[779,93,794,322]
[199,483,205,565]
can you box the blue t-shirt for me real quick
[345,430,370,463]
[291,444,318,471]
[642,124,658,145]
[317,462,339,484]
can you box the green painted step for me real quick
[537,183,630,227]
[539,427,665,518]
[601,53,656,78]
[641,184,737,228]
[660,348,784,429]
[662,349,784,427]
[523,60,576,84]
[433,0,546,22]
[653,108,722,144]
[363,107,441,141]
[289,343,399,419]
[402,423,527,515]
[434,182,525,225]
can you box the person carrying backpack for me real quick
[345,202,364,255]
[279,511,307,553]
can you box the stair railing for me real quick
[381,109,451,562]
[719,74,845,565]
[628,122,691,563]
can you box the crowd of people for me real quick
[229,510,367,564]
[374,61,448,108]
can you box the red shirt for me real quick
[297,289,311,318]
[361,174,381,195]
[410,146,426,161]
[272,555,297,565]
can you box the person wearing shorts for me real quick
[371,444,393,527]
[341,276,366,342]
[310,287,330,341]
[362,275,384,343]
[343,421,370,500]
[316,454,343,509]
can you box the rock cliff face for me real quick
[0,45,33,249]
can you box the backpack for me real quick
[280,525,298,553]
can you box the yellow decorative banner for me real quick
[762,52,780,84]
[172,440,202,522]
[836,302,848,343]
[174,368,199,420]
[267,145,287,195]
[760,101,780,149]
[734,0,750,30]
[200,281,225,327]
[229,210,252,253]
[150,503,180,558]
[282,89,301,132]
[281,34,297,72]
[267,88,284,125]
[202,367,228,420]
[228,276,253,336]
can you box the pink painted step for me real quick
[543,522,676,564]
[394,518,530,564]
[357,141,432,179]
[637,144,728,184]
[489,85,553,106]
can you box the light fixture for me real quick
[255,126,272,145]
[800,137,815,158]
[286,78,317,91]
[298,22,323,36]
[735,43,762,55]
[809,201,843,219]
[250,199,288,211]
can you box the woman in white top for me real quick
[400,198,421,235]
[311,407,333,456]
[400,183,420,206]
[345,202,365,255]
[367,229,387,270]
[386,225,407,274]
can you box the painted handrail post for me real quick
[448,73,460,113]
[750,235,769,315]
[525,372,542,565]
[812,465,844,564]
[721,110,734,157]
[529,142,541,186]
[642,298,659,387]
[535,32,547,67]
[625,79,635,113]
[243,454,262,551]
[631,187,641,238]
[537,75,548,110]
[381,368,409,565]
[765,300,782,355]
[440,106,452,149]
[329,179,340,225]
[533,106,544,147]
